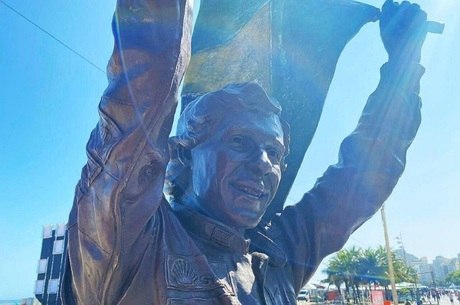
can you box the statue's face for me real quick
[187,110,285,230]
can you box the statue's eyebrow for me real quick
[224,126,285,149]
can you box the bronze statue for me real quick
[62,0,433,304]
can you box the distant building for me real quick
[415,257,434,284]
[34,224,67,305]
[395,249,460,285]
[432,256,454,284]
[0,299,40,305]
[409,257,434,285]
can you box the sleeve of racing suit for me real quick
[63,1,193,304]
[271,60,424,292]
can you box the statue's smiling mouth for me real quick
[232,183,267,199]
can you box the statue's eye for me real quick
[229,135,250,152]
[267,147,282,164]
[232,136,243,145]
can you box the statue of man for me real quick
[62,0,429,304]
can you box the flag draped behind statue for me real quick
[182,0,380,220]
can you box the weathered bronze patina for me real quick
[63,0,430,304]
[182,0,380,220]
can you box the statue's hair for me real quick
[165,82,290,201]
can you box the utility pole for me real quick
[395,234,407,266]
[396,234,419,302]
[381,205,398,305]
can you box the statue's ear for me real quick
[169,137,192,167]
[177,145,192,166]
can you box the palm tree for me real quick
[323,247,362,302]
[323,246,420,304]
[357,247,387,287]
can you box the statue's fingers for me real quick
[382,0,399,19]
[383,0,394,6]
[382,0,398,11]
[411,2,421,10]
[400,1,411,9]
[402,2,427,28]
[415,5,428,24]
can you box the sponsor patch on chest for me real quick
[166,254,233,293]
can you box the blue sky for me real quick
[1,0,459,300]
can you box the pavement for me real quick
[423,296,458,305]
[298,295,458,305]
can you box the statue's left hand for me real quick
[380,0,428,63]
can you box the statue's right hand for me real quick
[114,0,190,53]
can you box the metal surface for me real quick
[182,0,380,219]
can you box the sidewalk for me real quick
[298,296,457,305]
[428,296,459,305]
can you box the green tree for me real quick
[446,270,460,285]
[323,247,361,300]
[357,247,387,287]
[392,257,418,283]
[323,245,421,303]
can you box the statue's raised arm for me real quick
[63,1,193,304]
[257,0,430,293]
